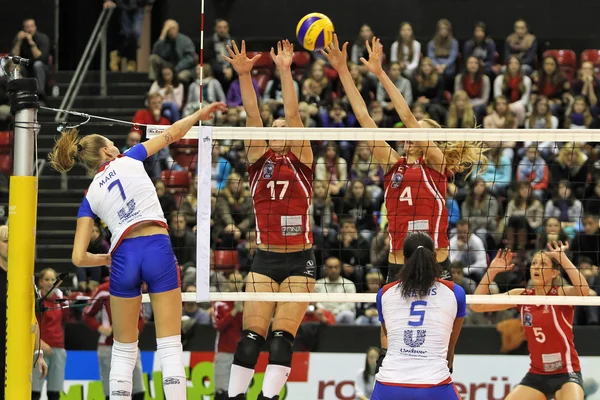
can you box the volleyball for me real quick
[296,13,335,51]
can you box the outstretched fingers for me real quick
[232,40,240,55]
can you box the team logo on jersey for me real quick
[263,161,275,179]
[523,312,533,327]
[403,329,426,348]
[391,172,404,188]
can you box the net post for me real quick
[5,78,39,398]
[196,126,212,302]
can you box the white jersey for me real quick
[375,279,466,387]
[77,144,167,253]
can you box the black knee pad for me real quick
[132,393,146,400]
[440,257,452,281]
[31,392,41,400]
[47,392,61,400]
[233,330,266,369]
[268,330,295,367]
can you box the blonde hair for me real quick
[366,270,384,283]
[39,267,57,279]
[222,172,249,205]
[558,142,586,167]
[48,128,108,176]
[0,225,7,242]
[446,90,476,128]
[416,58,439,90]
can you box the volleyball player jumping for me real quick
[472,244,588,400]
[223,40,314,400]
[373,232,465,399]
[49,102,226,399]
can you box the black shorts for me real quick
[519,371,583,396]
[250,249,316,284]
[386,258,452,284]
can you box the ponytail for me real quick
[399,232,440,299]
[48,129,108,175]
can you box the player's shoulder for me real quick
[379,281,400,299]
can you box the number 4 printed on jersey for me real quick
[108,179,137,221]
[399,186,413,206]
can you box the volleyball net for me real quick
[144,125,600,307]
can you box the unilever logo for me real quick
[404,329,427,347]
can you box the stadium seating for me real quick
[213,250,240,271]
[581,49,600,77]
[160,170,191,193]
[174,153,198,172]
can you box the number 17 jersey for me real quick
[248,150,313,247]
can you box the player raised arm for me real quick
[361,37,445,171]
[321,34,399,171]
[470,249,525,312]
[271,40,313,166]
[223,40,268,162]
[546,241,590,297]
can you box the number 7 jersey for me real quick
[77,144,167,253]
[248,150,313,246]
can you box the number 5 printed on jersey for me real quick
[404,300,427,348]
[108,179,137,221]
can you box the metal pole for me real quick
[54,0,60,70]
[100,18,107,97]
[5,75,39,398]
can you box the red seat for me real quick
[247,51,273,70]
[581,49,600,78]
[160,170,191,193]
[173,139,198,150]
[0,132,12,151]
[213,250,239,270]
[174,153,198,171]
[292,52,311,68]
[543,49,577,82]
[0,154,11,174]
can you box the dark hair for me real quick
[398,232,440,298]
[362,347,379,383]
[552,179,575,207]
[583,214,599,222]
[456,219,470,229]
[157,64,180,88]
[579,256,594,266]
[512,181,534,208]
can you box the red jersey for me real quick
[520,287,581,374]
[384,156,448,251]
[248,150,313,246]
[82,282,144,346]
[37,289,67,349]
[212,301,243,353]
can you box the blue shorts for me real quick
[371,381,460,400]
[110,234,180,298]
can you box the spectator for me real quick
[133,92,171,126]
[170,213,197,268]
[226,71,260,108]
[182,284,211,324]
[571,215,600,266]
[549,143,589,199]
[204,19,235,84]
[517,144,549,199]
[11,18,50,98]
[32,268,67,400]
[311,180,336,240]
[369,101,393,128]
[447,90,477,128]
[302,61,333,107]
[585,182,600,216]
[493,56,532,125]
[536,216,570,250]
[76,222,109,292]
[483,96,518,129]
[315,142,348,197]
[302,303,336,325]
[544,180,584,234]
[412,57,446,123]
[350,141,383,205]
[504,18,537,74]
[326,218,371,285]
[315,257,357,324]
[212,272,244,400]
[320,99,357,128]
[449,220,488,281]
[532,56,569,116]
[461,178,499,242]
[351,24,375,66]
[121,131,141,153]
[149,64,184,122]
[463,21,497,76]
[211,140,232,193]
[376,62,413,112]
[447,182,461,229]
[179,175,198,228]
[341,63,376,106]
[473,146,512,196]
[149,19,196,83]
[0,60,12,126]
[355,270,384,326]
[427,19,459,86]
[565,96,593,129]
[450,262,476,294]
[454,57,490,121]
[259,103,274,127]
[298,101,317,128]
[338,180,376,237]
[154,179,176,221]
[237,230,257,274]
[103,0,147,72]
[183,64,226,118]
[370,228,390,267]
[221,107,244,127]
[524,96,559,143]
[214,172,254,248]
[571,61,600,115]
[263,68,300,116]
[504,181,544,251]
[354,348,379,400]
[389,22,421,78]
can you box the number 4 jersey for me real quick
[248,150,313,247]
[77,144,167,253]
[384,156,448,251]
[375,279,466,387]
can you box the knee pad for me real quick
[156,335,185,380]
[110,340,138,382]
[268,330,294,367]
[233,330,266,369]
[47,392,60,400]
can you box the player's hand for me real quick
[546,241,569,262]
[36,356,48,379]
[270,40,294,70]
[487,249,515,276]
[223,40,261,75]
[98,325,113,336]
[101,254,111,266]
[41,341,53,355]
[198,102,227,121]
[359,37,384,76]
[320,34,349,72]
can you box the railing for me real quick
[54,7,114,122]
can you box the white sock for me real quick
[261,364,291,398]
[110,340,138,399]
[157,335,186,400]
[228,364,256,396]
